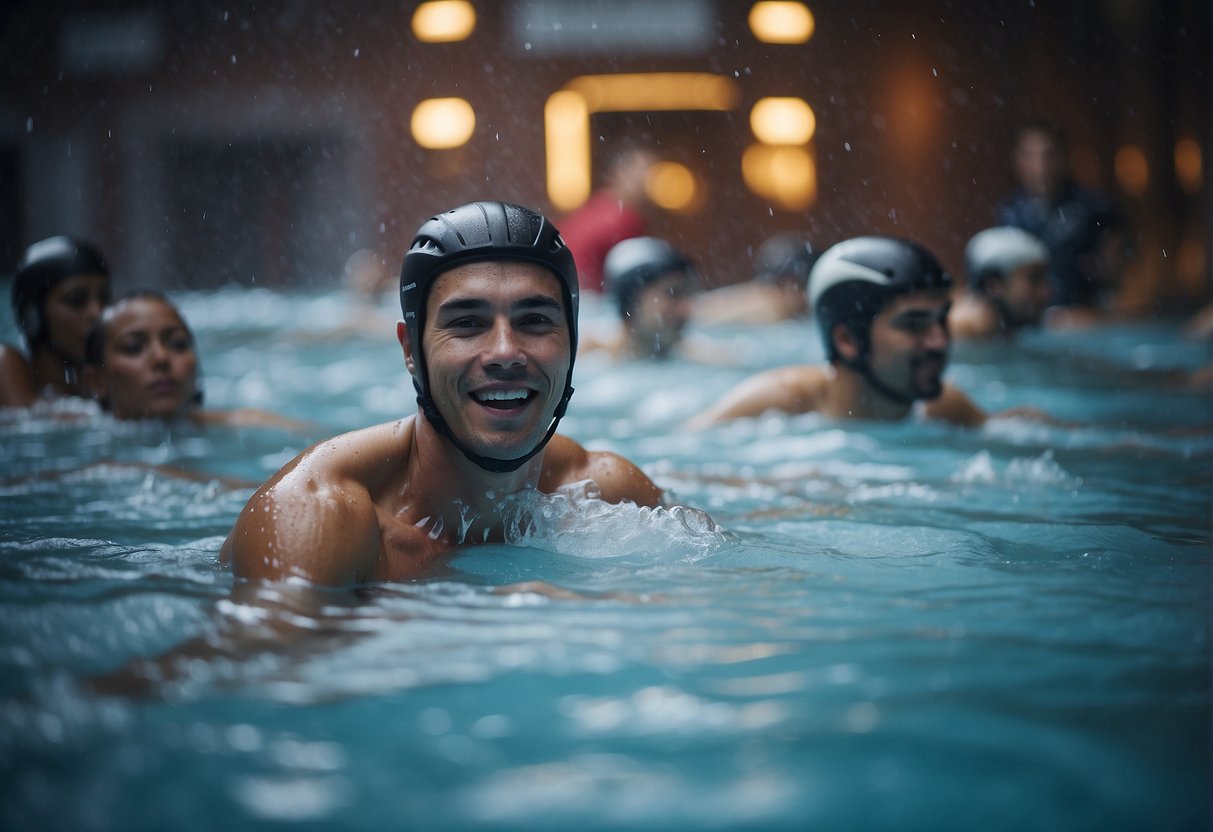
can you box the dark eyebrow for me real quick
[435,294,563,315]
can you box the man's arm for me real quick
[223,449,383,587]
[685,367,815,429]
[581,451,664,507]
[541,436,663,508]
[0,346,38,408]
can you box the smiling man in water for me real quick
[223,201,663,587]
[688,235,994,429]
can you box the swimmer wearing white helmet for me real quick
[223,201,664,587]
[688,235,997,428]
[950,227,1052,340]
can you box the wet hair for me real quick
[84,290,204,407]
[12,236,109,348]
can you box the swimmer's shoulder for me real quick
[922,382,987,428]
[541,434,663,508]
[224,418,414,584]
[688,364,828,428]
[949,294,999,340]
[0,344,38,408]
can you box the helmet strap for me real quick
[414,376,575,474]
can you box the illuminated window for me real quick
[1175,137,1203,193]
[544,73,741,210]
[646,161,703,213]
[1114,145,1149,197]
[412,1,476,43]
[410,98,476,149]
[741,143,816,210]
[748,2,814,44]
[750,97,816,145]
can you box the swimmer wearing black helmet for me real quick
[689,235,1012,428]
[223,201,663,586]
[1,236,112,407]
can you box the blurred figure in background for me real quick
[950,227,1052,340]
[582,236,724,363]
[559,144,655,294]
[695,233,819,325]
[1,236,112,407]
[83,291,308,430]
[999,121,1128,326]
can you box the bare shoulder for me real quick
[224,420,412,586]
[0,344,37,408]
[949,295,998,340]
[195,407,315,433]
[688,364,827,428]
[541,434,663,508]
[922,382,987,428]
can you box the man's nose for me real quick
[922,320,949,350]
[483,319,526,367]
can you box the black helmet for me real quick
[809,235,951,363]
[12,236,109,348]
[964,226,1048,291]
[754,233,818,288]
[603,236,695,318]
[399,201,579,473]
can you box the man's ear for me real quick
[832,323,860,362]
[397,320,416,374]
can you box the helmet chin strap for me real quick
[414,377,574,474]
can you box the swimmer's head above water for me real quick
[400,201,580,473]
[603,236,698,358]
[809,236,953,404]
[964,227,1052,330]
[12,236,111,357]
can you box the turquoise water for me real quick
[1,287,1210,830]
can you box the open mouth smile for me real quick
[471,387,536,410]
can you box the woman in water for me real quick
[82,290,308,429]
[0,236,112,407]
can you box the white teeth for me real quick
[475,389,529,402]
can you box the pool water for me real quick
[1,287,1210,831]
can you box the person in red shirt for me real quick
[558,145,655,294]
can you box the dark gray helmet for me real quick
[603,236,695,317]
[399,201,579,473]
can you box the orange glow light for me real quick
[1175,138,1203,193]
[646,161,702,213]
[750,97,816,145]
[748,2,815,44]
[1114,145,1149,197]
[741,143,817,211]
[412,1,476,43]
[410,97,476,149]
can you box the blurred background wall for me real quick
[0,0,1207,310]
